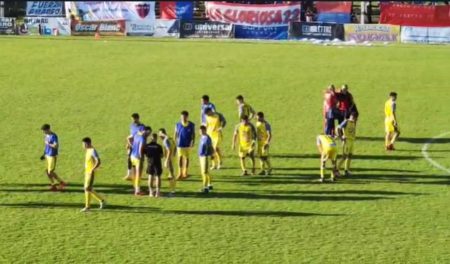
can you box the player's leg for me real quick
[215,146,223,169]
[330,149,339,181]
[167,158,176,194]
[184,149,190,178]
[239,147,248,175]
[82,172,93,211]
[124,150,134,180]
[176,149,183,179]
[148,173,153,197]
[249,151,256,175]
[200,156,208,192]
[133,159,142,195]
[390,127,400,149]
[45,158,57,191]
[344,141,353,176]
[155,173,161,197]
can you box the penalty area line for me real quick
[421,131,450,175]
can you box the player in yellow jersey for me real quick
[232,115,257,176]
[205,107,227,170]
[159,128,176,196]
[80,137,105,212]
[337,113,356,177]
[316,134,340,182]
[384,92,400,151]
[236,95,256,120]
[256,112,272,175]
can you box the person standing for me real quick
[205,107,227,170]
[337,113,357,177]
[316,134,340,182]
[144,133,164,198]
[40,124,66,191]
[236,95,256,120]
[200,95,216,125]
[159,128,176,196]
[174,111,195,180]
[256,112,272,176]
[323,85,337,136]
[232,115,257,176]
[198,125,214,193]
[130,125,150,195]
[384,92,400,150]
[80,137,105,212]
[124,113,142,181]
[336,84,357,124]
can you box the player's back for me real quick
[344,121,356,141]
[256,121,271,142]
[318,135,336,148]
[384,99,394,118]
[145,142,163,166]
[85,148,99,172]
[206,113,220,135]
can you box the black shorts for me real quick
[147,163,162,176]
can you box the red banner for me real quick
[160,2,177,19]
[380,3,450,27]
[315,1,352,13]
[71,20,126,36]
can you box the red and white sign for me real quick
[380,3,450,27]
[205,2,301,27]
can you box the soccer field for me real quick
[0,36,449,263]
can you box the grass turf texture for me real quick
[0,37,449,263]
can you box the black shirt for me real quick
[144,142,163,166]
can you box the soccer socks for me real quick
[240,159,246,172]
[265,159,271,170]
[134,175,141,193]
[344,158,351,171]
[90,190,103,203]
[202,173,208,187]
[259,160,265,171]
[85,191,91,208]
[320,166,325,179]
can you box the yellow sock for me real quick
[216,152,222,166]
[345,158,351,171]
[169,177,176,192]
[265,159,272,170]
[202,173,207,187]
[84,191,91,208]
[134,176,140,191]
[260,160,265,170]
[90,190,103,202]
[240,159,246,172]
[320,167,324,179]
[207,174,211,186]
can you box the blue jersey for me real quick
[131,133,145,158]
[130,122,142,138]
[44,133,58,156]
[176,121,195,148]
[201,102,216,124]
[198,135,213,157]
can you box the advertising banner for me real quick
[315,1,352,24]
[65,2,155,22]
[344,24,400,42]
[154,19,180,38]
[234,25,288,40]
[380,3,450,27]
[401,26,450,44]
[0,17,16,35]
[24,17,71,35]
[71,19,126,36]
[26,1,64,17]
[160,2,193,20]
[179,20,234,39]
[126,20,154,36]
[288,22,344,40]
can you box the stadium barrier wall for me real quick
[401,26,450,44]
[0,17,16,35]
[71,20,126,36]
[22,17,70,36]
[288,22,344,40]
[344,24,400,43]
[179,20,234,39]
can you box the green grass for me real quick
[0,36,449,263]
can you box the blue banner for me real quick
[234,25,288,40]
[176,2,193,20]
[317,13,351,24]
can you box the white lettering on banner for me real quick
[24,17,71,35]
[75,24,97,32]
[302,25,331,34]
[27,1,63,16]
[0,18,14,27]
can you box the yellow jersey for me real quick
[384,98,396,119]
[256,121,272,143]
[206,112,226,138]
[85,148,99,173]
[235,123,256,148]
[339,120,356,141]
[238,103,255,119]
[317,135,337,149]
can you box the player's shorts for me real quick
[322,147,337,161]
[147,163,162,176]
[199,156,209,175]
[84,172,95,189]
[177,147,191,158]
[257,142,269,158]
[239,145,254,158]
[131,156,143,167]
[343,140,354,155]
[385,118,400,133]
[45,155,57,172]
[210,134,222,149]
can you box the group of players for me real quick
[40,95,272,212]
[40,89,399,212]
[317,84,400,182]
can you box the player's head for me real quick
[150,133,158,142]
[82,137,92,148]
[205,107,213,116]
[341,84,348,93]
[181,111,189,122]
[236,95,244,104]
[199,125,207,135]
[144,126,152,136]
[41,124,51,134]
[256,112,265,122]
[241,115,249,124]
[328,84,335,92]
[131,113,140,123]
[202,95,210,104]
[389,92,397,101]
[158,128,167,139]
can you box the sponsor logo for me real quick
[183,22,193,31]
[136,3,150,19]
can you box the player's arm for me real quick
[174,125,178,141]
[46,136,58,149]
[265,123,272,147]
[391,102,398,126]
[190,124,196,147]
[249,105,256,120]
[316,136,323,154]
[337,120,347,140]
[232,125,238,150]
[219,113,226,130]
[91,151,101,174]
[250,123,257,147]
[163,141,171,167]
[126,135,133,148]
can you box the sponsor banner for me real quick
[315,1,352,23]
[288,22,344,40]
[0,17,16,35]
[205,2,301,27]
[23,17,71,35]
[235,25,288,40]
[26,1,64,17]
[160,2,193,20]
[344,24,400,43]
[154,19,180,38]
[179,20,234,39]
[126,20,154,36]
[65,2,155,22]
[71,20,126,36]
[401,26,450,44]
[380,3,450,27]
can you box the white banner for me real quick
[205,2,301,27]
[65,1,155,22]
[154,19,179,37]
[26,1,64,17]
[401,26,450,44]
[23,17,70,35]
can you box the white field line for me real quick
[421,131,450,175]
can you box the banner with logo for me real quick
[288,22,344,40]
[154,19,180,38]
[0,18,16,35]
[316,1,352,24]
[65,2,155,22]
[380,3,450,27]
[344,24,400,43]
[234,25,288,40]
[180,20,234,39]
[71,19,126,36]
[26,1,64,17]
[401,26,450,44]
[24,17,71,35]
[160,2,193,20]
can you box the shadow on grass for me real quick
[0,202,159,214]
[358,136,450,144]
[163,210,342,217]
[272,153,423,160]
